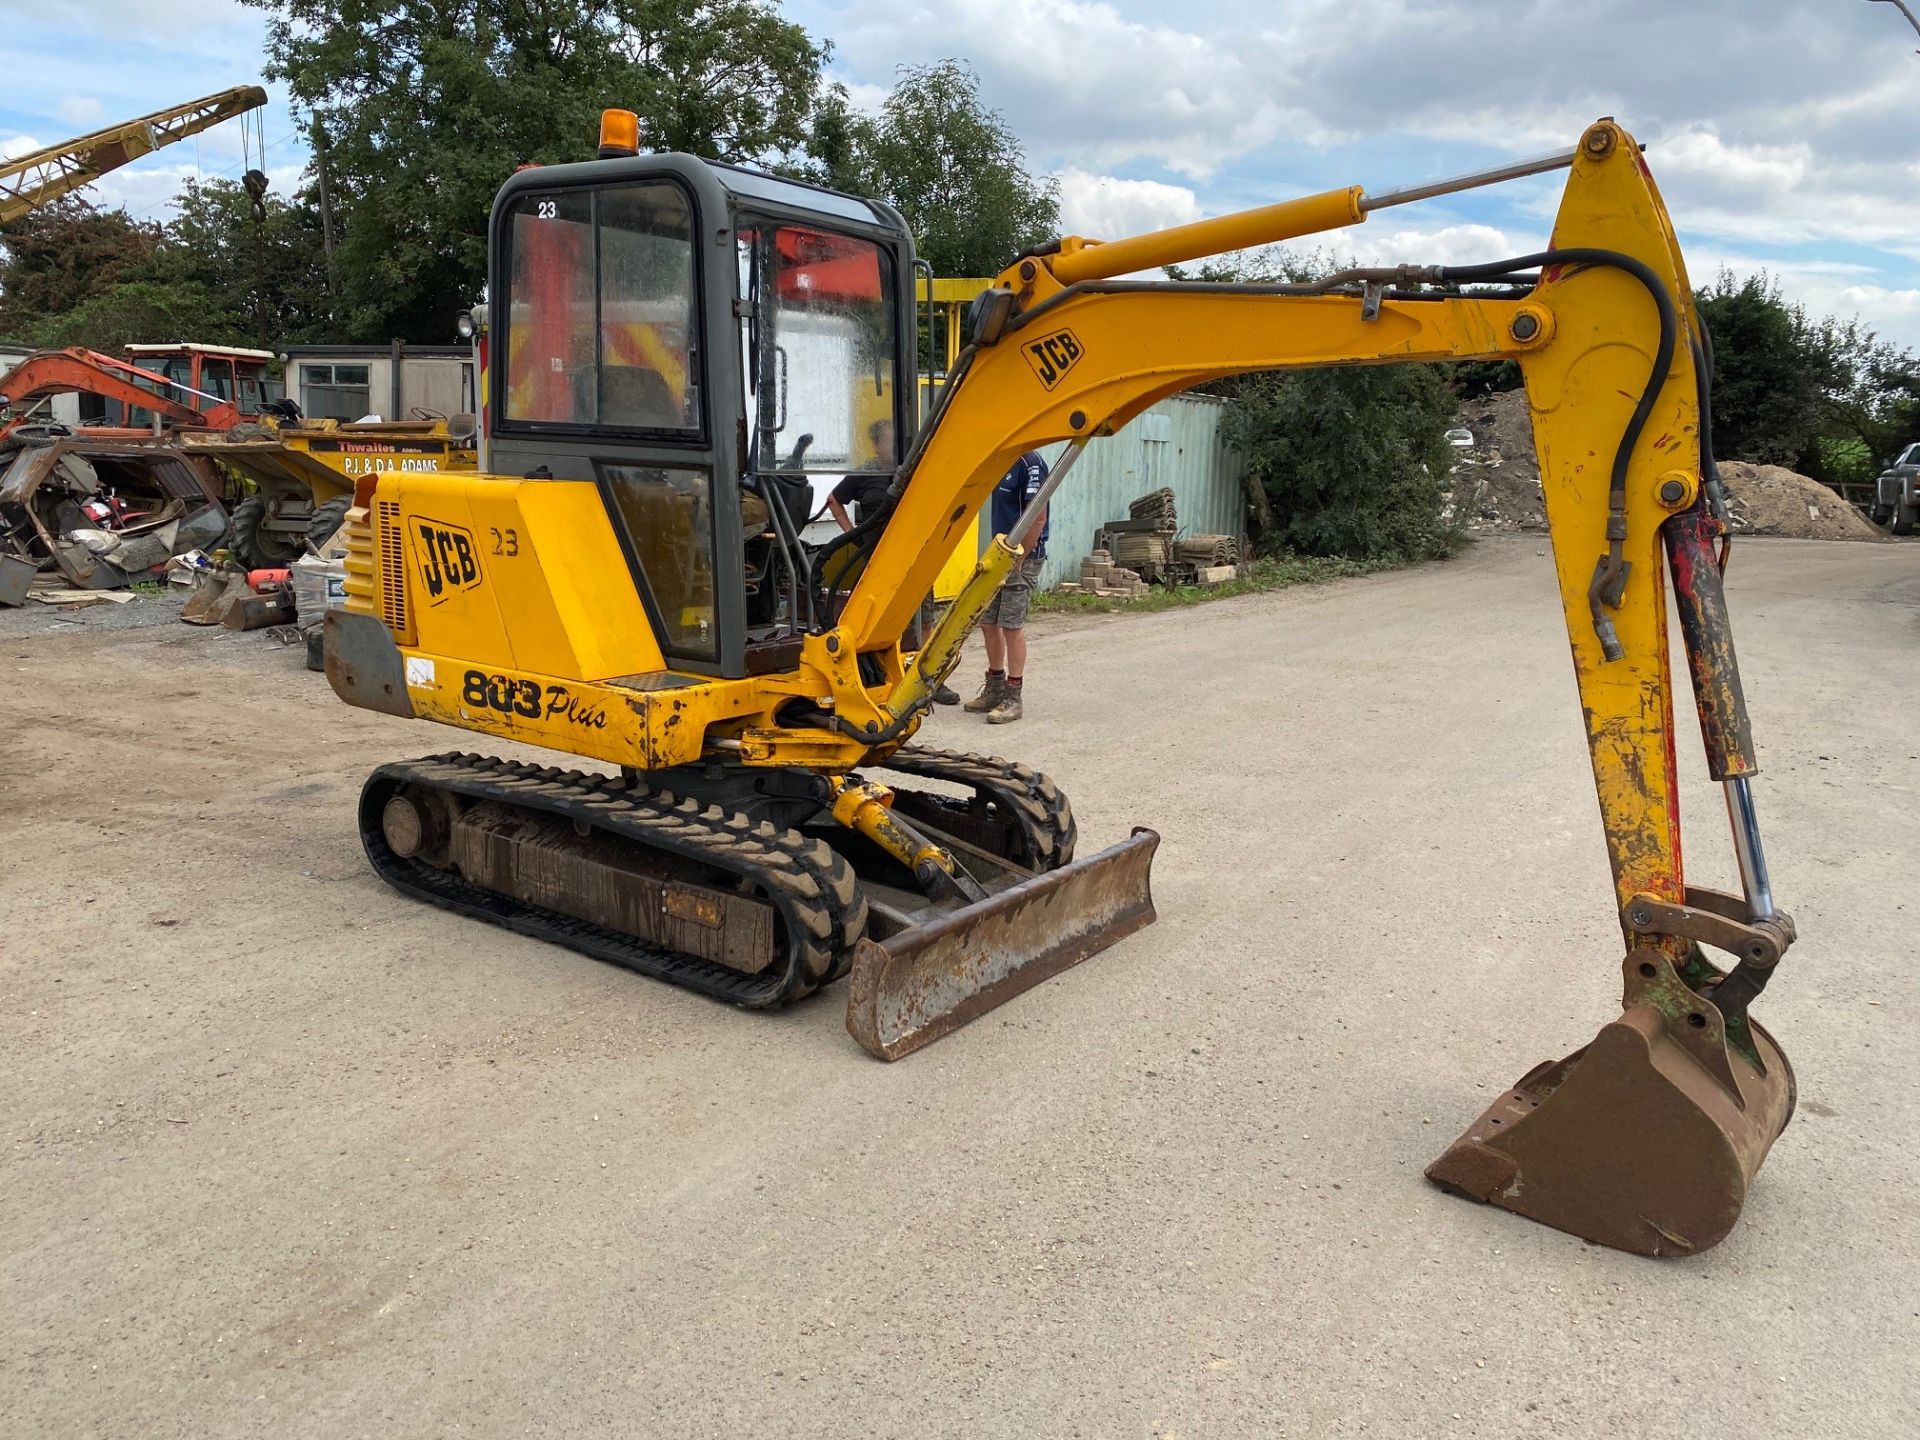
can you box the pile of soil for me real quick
[1715,462,1883,542]
[1448,389,1883,541]
[1449,389,1546,530]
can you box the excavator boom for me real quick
[0,348,215,435]
[325,117,1797,1256]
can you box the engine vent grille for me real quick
[377,500,411,640]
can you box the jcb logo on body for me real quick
[1023,329,1084,390]
[413,518,483,605]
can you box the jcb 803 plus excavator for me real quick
[326,112,1798,1257]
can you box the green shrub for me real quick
[1221,362,1464,563]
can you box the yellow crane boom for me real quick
[0,85,268,225]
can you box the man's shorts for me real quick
[983,552,1045,629]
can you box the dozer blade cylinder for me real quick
[846,828,1160,1061]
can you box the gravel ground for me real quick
[2,536,1916,1438]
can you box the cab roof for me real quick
[125,343,276,361]
[492,151,910,244]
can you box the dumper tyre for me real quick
[307,496,351,551]
[226,494,302,568]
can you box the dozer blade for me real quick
[1426,995,1795,1257]
[846,828,1160,1061]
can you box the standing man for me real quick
[828,418,960,705]
[965,449,1049,724]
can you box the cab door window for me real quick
[737,223,899,476]
[201,358,236,403]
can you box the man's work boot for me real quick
[986,686,1023,724]
[933,683,961,706]
[964,672,1007,713]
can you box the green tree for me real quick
[1695,268,1920,483]
[1166,247,1462,561]
[810,61,1060,278]
[1820,337,1920,475]
[0,181,333,352]
[1222,363,1462,561]
[22,279,232,354]
[246,0,831,341]
[1694,270,1843,466]
[0,197,160,341]
[147,179,333,345]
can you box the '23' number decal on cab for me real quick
[462,671,609,729]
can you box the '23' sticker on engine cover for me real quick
[413,518,484,605]
[1023,328,1085,390]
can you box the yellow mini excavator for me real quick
[327,111,1798,1257]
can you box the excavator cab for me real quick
[120,343,279,428]
[485,152,919,675]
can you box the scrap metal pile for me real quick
[0,432,230,607]
[0,425,349,657]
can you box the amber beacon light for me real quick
[598,108,640,159]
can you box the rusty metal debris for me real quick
[0,432,227,602]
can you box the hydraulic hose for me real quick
[1439,249,1678,661]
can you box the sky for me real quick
[2,0,1917,348]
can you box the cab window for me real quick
[201,358,235,403]
[503,182,699,433]
[737,222,898,475]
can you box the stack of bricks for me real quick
[1052,548,1151,599]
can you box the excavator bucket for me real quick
[846,829,1160,1060]
[1426,962,1796,1256]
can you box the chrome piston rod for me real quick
[1724,775,1776,921]
[1359,146,1579,214]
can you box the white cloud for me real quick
[1354,223,1534,272]
[1055,169,1201,239]
[55,96,103,129]
[836,0,1317,178]
[819,0,1918,344]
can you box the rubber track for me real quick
[360,753,868,1008]
[877,745,1078,871]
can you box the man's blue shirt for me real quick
[990,451,1050,558]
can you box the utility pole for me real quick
[311,113,340,316]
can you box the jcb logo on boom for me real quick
[412,518,483,605]
[1023,329,1084,390]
